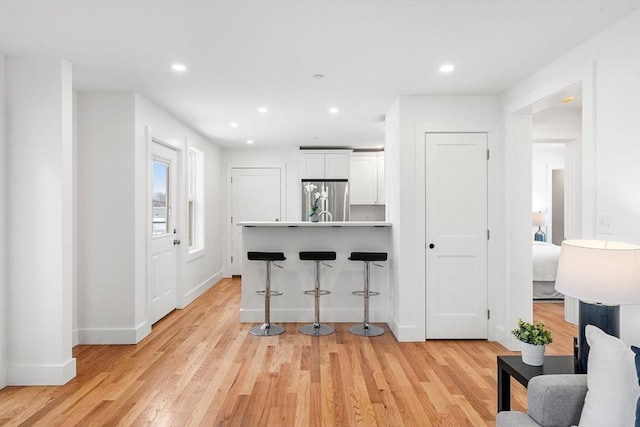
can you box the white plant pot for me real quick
[520,342,546,366]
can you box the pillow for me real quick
[578,325,640,427]
[632,346,640,427]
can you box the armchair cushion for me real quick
[527,374,587,427]
[496,374,587,427]
[578,325,640,427]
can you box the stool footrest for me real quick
[256,290,283,297]
[303,290,331,296]
[351,290,380,297]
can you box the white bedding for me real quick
[532,241,561,281]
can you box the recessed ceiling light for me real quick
[313,74,325,79]
[560,96,575,104]
[171,63,187,72]
[230,122,239,127]
[258,107,268,113]
[439,64,455,73]
[246,140,254,144]
[329,107,339,114]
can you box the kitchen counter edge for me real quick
[237,221,392,227]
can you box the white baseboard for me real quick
[78,322,150,345]
[181,270,223,308]
[7,357,76,386]
[0,367,7,389]
[494,325,518,350]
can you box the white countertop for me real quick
[238,221,391,227]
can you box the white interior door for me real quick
[150,142,178,324]
[425,133,488,339]
[231,168,282,275]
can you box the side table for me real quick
[497,355,575,412]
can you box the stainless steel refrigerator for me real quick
[301,180,350,222]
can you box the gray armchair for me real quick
[497,374,588,427]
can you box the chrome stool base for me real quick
[247,251,286,337]
[300,323,335,336]
[250,323,285,336]
[349,323,384,337]
[299,251,336,338]
[348,252,388,338]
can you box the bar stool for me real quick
[247,251,286,336]
[299,251,336,336]
[348,252,387,337]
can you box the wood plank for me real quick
[0,278,576,426]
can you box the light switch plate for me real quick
[597,214,614,234]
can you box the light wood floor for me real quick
[0,278,576,426]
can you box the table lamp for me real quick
[554,239,640,373]
[532,212,548,242]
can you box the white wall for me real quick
[223,147,300,218]
[385,96,499,341]
[0,53,6,388]
[501,10,640,346]
[134,94,224,309]
[350,205,385,221]
[222,147,300,276]
[5,57,76,385]
[77,92,138,344]
[76,92,224,344]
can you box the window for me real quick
[187,147,204,256]
[152,160,170,235]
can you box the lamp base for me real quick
[576,300,620,374]
[534,227,546,242]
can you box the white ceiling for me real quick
[0,1,637,148]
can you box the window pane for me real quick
[188,200,194,247]
[152,160,169,235]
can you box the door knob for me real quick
[173,239,181,245]
[429,243,435,249]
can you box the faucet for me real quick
[318,211,333,222]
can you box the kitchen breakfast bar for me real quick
[238,221,392,325]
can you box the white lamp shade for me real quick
[532,212,548,227]
[555,240,640,305]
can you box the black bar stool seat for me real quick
[299,251,337,262]
[248,251,286,262]
[348,252,388,262]
[299,251,336,336]
[247,251,286,336]
[349,251,387,337]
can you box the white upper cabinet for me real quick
[300,153,326,179]
[324,153,350,179]
[300,150,351,179]
[350,152,385,205]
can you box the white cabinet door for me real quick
[300,151,351,179]
[350,155,378,204]
[377,153,385,204]
[350,152,384,205]
[324,153,350,179]
[300,153,325,179]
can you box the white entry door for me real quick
[425,133,488,339]
[150,142,179,324]
[231,168,282,275]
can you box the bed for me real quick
[532,241,564,300]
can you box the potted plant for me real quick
[511,319,553,366]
